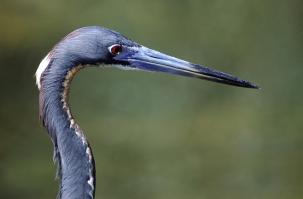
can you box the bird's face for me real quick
[51,27,257,88]
[105,37,258,88]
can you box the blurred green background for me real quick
[0,0,302,198]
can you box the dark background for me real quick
[0,0,302,198]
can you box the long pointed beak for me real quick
[114,46,258,89]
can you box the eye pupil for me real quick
[110,45,122,55]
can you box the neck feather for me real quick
[38,59,95,199]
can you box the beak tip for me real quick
[245,82,260,89]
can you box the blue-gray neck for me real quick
[39,57,95,199]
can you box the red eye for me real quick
[109,44,122,55]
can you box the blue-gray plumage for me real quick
[36,26,258,199]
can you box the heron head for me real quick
[37,26,258,89]
[91,26,258,89]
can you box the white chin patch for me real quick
[36,53,51,89]
[112,64,137,71]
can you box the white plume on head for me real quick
[36,53,51,89]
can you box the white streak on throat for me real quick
[36,53,51,89]
[61,65,95,194]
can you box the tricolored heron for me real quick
[35,26,258,199]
